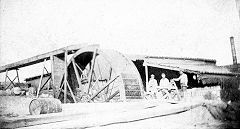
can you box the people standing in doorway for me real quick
[147,74,158,98]
[173,71,188,99]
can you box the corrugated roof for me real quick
[146,56,216,63]
[144,60,239,76]
[128,54,216,64]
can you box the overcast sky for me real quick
[0,0,240,81]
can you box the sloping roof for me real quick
[144,60,238,76]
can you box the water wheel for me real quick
[57,45,144,103]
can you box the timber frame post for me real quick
[144,60,149,91]
[64,50,68,103]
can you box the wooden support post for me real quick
[145,64,149,91]
[87,49,98,94]
[72,59,82,88]
[91,75,119,100]
[64,50,68,103]
[50,55,55,97]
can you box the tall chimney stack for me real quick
[230,36,238,71]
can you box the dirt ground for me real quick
[87,106,240,129]
[19,102,240,129]
[1,96,240,129]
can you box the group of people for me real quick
[147,71,188,99]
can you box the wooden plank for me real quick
[0,44,88,73]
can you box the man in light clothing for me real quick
[157,73,170,99]
[147,74,158,98]
[173,71,188,98]
[159,73,170,88]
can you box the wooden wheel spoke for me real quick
[105,90,119,102]
[97,61,103,80]
[90,75,119,100]
[92,75,100,88]
[107,80,115,98]
[72,59,82,88]
[66,81,77,103]
[75,62,84,72]
[87,49,98,94]
[105,68,112,97]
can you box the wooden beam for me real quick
[0,44,88,73]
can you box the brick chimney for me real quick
[230,37,238,72]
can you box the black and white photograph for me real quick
[0,0,240,128]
